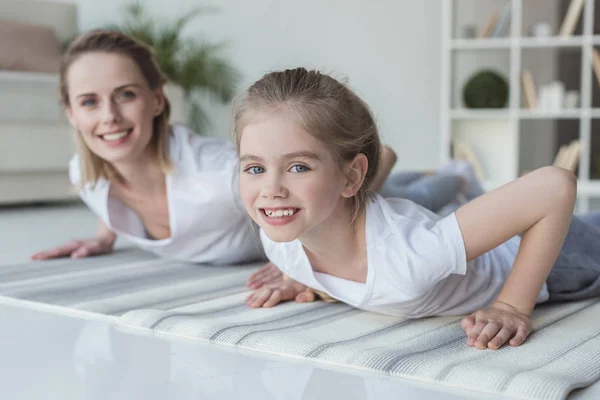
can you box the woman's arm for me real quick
[455,166,576,349]
[369,145,397,192]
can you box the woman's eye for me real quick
[290,164,309,173]
[119,91,135,99]
[245,166,265,175]
[81,98,96,107]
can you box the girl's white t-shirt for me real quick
[69,125,264,265]
[260,194,549,317]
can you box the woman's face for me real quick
[65,51,164,165]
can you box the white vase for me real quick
[163,83,189,125]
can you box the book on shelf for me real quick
[479,11,499,38]
[558,0,585,37]
[491,3,511,38]
[521,70,538,109]
[478,3,511,39]
[592,49,600,88]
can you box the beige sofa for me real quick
[0,0,78,204]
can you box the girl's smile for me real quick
[260,207,301,226]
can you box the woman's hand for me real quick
[461,301,533,350]
[31,237,114,260]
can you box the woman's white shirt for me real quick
[69,125,263,265]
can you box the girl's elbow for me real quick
[542,166,577,205]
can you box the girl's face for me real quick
[239,114,351,243]
[65,52,164,165]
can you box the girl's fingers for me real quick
[488,326,513,350]
[461,314,476,335]
[248,288,272,308]
[247,263,280,288]
[474,322,501,350]
[245,292,256,304]
[263,290,282,308]
[295,290,316,303]
[467,321,487,347]
[509,326,530,347]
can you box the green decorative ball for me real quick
[462,70,509,108]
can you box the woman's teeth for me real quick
[265,208,296,218]
[102,130,129,141]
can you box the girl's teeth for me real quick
[265,209,296,218]
[103,131,128,141]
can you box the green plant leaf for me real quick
[104,1,239,135]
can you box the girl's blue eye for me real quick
[290,164,309,173]
[246,166,265,175]
[81,99,96,107]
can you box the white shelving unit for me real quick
[441,0,600,212]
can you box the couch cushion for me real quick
[0,18,62,73]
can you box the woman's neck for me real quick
[300,201,368,283]
[111,151,165,195]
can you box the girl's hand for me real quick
[246,262,284,289]
[246,278,316,308]
[460,301,533,350]
[31,238,114,261]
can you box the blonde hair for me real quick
[59,29,173,186]
[233,67,380,221]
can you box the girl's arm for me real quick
[31,219,116,260]
[455,166,576,349]
[369,145,397,192]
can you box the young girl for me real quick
[236,67,600,351]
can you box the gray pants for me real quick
[546,212,600,302]
[379,172,463,213]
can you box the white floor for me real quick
[1,201,599,400]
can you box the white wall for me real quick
[77,0,442,170]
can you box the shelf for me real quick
[577,182,600,196]
[519,109,582,119]
[449,109,600,120]
[451,35,600,50]
[451,38,511,49]
[450,109,509,119]
[520,36,585,48]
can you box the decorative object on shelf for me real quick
[462,25,478,39]
[592,49,600,88]
[530,21,553,37]
[521,139,581,176]
[558,0,585,37]
[462,70,509,109]
[564,90,580,108]
[538,81,566,111]
[553,139,581,172]
[521,69,538,109]
[106,1,240,133]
